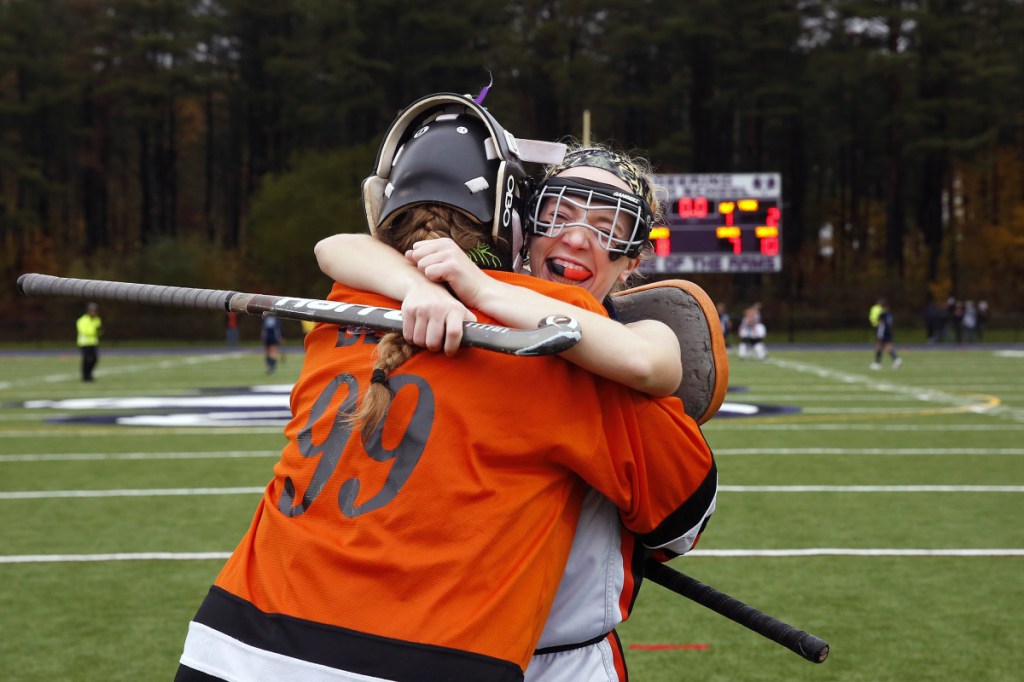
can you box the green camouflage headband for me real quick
[549,148,657,216]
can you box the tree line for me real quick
[2,0,1022,336]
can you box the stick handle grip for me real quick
[17,273,236,312]
[645,559,830,664]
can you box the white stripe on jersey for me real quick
[180,621,394,682]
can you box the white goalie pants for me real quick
[525,634,623,682]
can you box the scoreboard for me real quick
[638,173,782,274]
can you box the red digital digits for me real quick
[677,196,709,218]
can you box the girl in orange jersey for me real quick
[175,95,716,682]
[316,144,719,682]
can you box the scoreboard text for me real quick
[639,173,782,274]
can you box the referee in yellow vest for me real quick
[76,302,102,382]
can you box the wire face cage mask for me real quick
[525,176,654,260]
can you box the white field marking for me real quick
[715,447,1024,455]
[720,485,1024,492]
[735,394,924,402]
[689,548,1024,557]
[7,484,1021,501]
[766,357,1004,410]
[798,403,1015,413]
[738,383,1024,391]
[0,552,232,564]
[0,450,279,463]
[0,487,265,500]
[3,549,1022,564]
[770,356,1024,422]
[23,394,287,410]
[799,406,1002,414]
[994,350,1024,358]
[0,427,283,438]
[0,352,248,391]
[706,423,1024,431]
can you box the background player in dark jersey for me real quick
[871,298,902,369]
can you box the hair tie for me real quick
[371,369,389,385]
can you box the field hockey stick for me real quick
[16,273,581,357]
[644,558,830,664]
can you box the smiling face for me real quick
[527,166,640,299]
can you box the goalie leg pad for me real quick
[612,280,729,425]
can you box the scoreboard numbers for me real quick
[639,173,782,274]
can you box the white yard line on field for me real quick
[49,448,990,463]
[715,447,1024,455]
[4,484,1022,500]
[0,352,248,390]
[766,357,1019,419]
[0,450,279,463]
[691,548,1024,557]
[708,423,1024,431]
[0,427,283,437]
[0,487,265,500]
[0,552,233,564]
[720,485,1024,492]
[2,548,1022,564]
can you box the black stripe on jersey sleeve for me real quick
[192,586,524,682]
[638,457,718,549]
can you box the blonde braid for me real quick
[349,205,491,444]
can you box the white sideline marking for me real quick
[3,549,1021,564]
[0,487,265,500]
[0,552,232,564]
[768,358,1001,406]
[710,424,1024,431]
[716,448,1024,456]
[31,447,1023,463]
[0,450,279,463]
[5,484,1021,500]
[690,548,1024,557]
[0,352,247,390]
[720,485,1024,492]
[0,427,283,437]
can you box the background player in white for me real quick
[737,305,767,360]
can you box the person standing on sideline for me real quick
[718,301,733,348]
[869,298,884,330]
[225,311,239,346]
[871,299,902,369]
[76,302,102,382]
[962,300,978,343]
[261,314,283,374]
[737,306,767,360]
[977,300,989,341]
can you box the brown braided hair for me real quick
[351,205,500,443]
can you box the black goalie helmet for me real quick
[363,92,565,271]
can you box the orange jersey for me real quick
[179,272,716,682]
